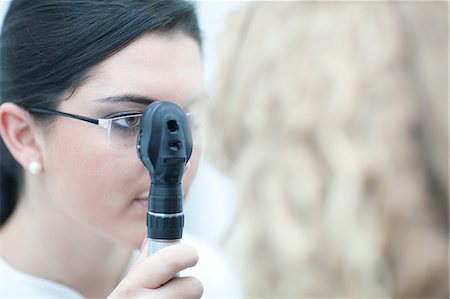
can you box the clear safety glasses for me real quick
[29,107,204,149]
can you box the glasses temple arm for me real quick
[29,108,99,125]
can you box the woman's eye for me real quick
[115,116,141,128]
[126,116,140,127]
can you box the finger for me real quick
[127,244,199,289]
[129,238,149,272]
[140,277,203,299]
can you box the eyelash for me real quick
[106,110,143,119]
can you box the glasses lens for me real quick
[186,112,205,145]
[108,114,142,149]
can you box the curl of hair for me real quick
[210,2,448,297]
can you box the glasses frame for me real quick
[29,107,143,148]
[29,106,204,146]
[29,107,142,126]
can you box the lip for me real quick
[135,198,148,209]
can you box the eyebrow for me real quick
[96,92,207,110]
[96,94,160,105]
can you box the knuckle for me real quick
[178,244,199,266]
[161,245,198,270]
[188,247,200,264]
[108,283,137,298]
[163,254,183,272]
[183,244,198,256]
[186,277,204,299]
[124,284,142,297]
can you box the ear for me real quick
[0,103,44,173]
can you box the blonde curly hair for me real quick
[209,1,448,297]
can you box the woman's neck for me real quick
[0,189,134,298]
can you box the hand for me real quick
[108,242,203,298]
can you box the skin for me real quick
[0,32,204,298]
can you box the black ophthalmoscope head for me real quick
[136,101,193,241]
[137,101,193,185]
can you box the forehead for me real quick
[62,32,204,111]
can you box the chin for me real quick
[111,222,146,250]
[117,235,145,250]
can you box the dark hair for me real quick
[0,0,202,225]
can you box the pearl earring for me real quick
[28,161,42,175]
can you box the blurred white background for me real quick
[0,0,246,246]
[0,1,8,24]
[184,1,246,246]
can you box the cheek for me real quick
[43,123,147,245]
[45,125,122,206]
[56,146,123,200]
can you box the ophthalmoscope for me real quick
[137,101,193,256]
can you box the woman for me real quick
[210,1,448,298]
[0,0,223,298]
